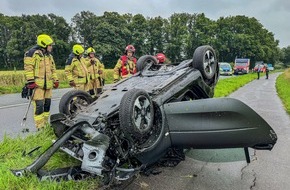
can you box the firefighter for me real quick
[24,34,59,129]
[265,64,269,79]
[85,47,105,97]
[65,44,90,91]
[113,45,137,83]
[156,53,166,64]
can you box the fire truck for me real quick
[233,58,250,75]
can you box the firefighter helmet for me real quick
[156,53,166,63]
[125,45,135,53]
[73,44,84,55]
[37,34,54,48]
[86,47,95,54]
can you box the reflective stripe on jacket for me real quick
[65,53,89,84]
[24,45,58,89]
[85,57,103,80]
[113,55,137,80]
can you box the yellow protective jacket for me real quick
[99,61,105,80]
[65,53,89,84]
[85,57,104,80]
[113,55,137,80]
[24,45,58,89]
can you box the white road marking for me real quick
[0,97,61,109]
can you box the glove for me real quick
[53,81,59,88]
[27,82,37,89]
[90,59,95,64]
[98,70,103,74]
[69,80,76,87]
[21,85,29,99]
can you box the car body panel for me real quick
[164,98,277,149]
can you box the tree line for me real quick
[0,11,289,70]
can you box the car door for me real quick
[163,98,277,150]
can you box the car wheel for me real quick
[192,45,217,80]
[136,55,158,72]
[59,90,93,116]
[119,89,154,139]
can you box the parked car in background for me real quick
[219,62,233,75]
[267,63,274,71]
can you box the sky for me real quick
[0,0,289,48]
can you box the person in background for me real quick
[156,53,166,64]
[65,44,90,91]
[24,34,59,129]
[113,45,137,83]
[257,62,261,80]
[265,64,269,79]
[85,47,104,97]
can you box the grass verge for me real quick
[214,72,261,97]
[0,127,100,190]
[276,68,290,114]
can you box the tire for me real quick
[119,89,154,138]
[192,45,217,80]
[136,55,158,72]
[59,89,93,116]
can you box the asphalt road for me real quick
[0,88,72,139]
[126,72,290,190]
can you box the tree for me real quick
[147,16,166,55]
[91,12,130,68]
[71,11,99,46]
[164,13,191,62]
[215,15,279,67]
[185,13,216,59]
[282,46,290,66]
[126,14,148,57]
[0,12,283,70]
[0,14,13,69]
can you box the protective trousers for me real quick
[32,88,52,129]
[88,78,103,97]
[74,82,90,92]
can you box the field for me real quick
[0,69,115,95]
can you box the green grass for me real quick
[276,68,290,114]
[214,72,261,97]
[0,127,100,190]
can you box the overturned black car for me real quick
[12,45,277,186]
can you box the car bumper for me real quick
[220,71,232,75]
